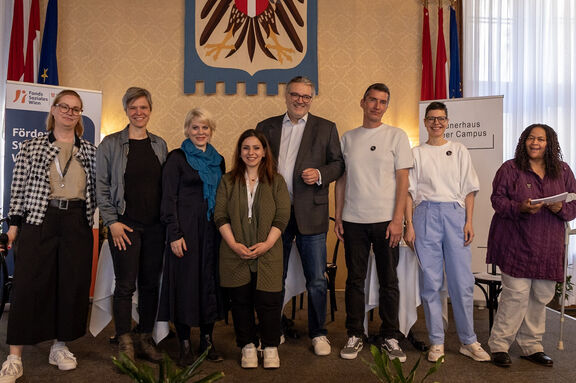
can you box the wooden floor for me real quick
[1,292,576,383]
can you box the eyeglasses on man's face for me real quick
[425,116,448,123]
[55,103,83,116]
[289,92,313,103]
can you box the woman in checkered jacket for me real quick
[0,90,97,381]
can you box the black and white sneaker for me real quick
[340,336,363,360]
[382,338,407,363]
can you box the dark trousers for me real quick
[7,206,93,344]
[342,221,400,339]
[228,273,282,348]
[110,219,165,335]
[174,322,215,341]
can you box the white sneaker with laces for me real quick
[263,347,280,369]
[312,336,331,356]
[0,355,23,383]
[49,345,77,371]
[428,344,445,363]
[241,343,258,368]
[459,341,491,362]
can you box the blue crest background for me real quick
[184,0,318,95]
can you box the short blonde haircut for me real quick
[183,107,216,137]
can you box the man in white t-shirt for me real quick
[334,83,413,362]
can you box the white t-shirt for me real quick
[341,124,413,223]
[409,141,479,207]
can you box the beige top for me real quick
[49,141,86,200]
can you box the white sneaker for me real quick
[49,345,77,371]
[263,347,280,369]
[428,344,445,363]
[0,355,23,383]
[241,343,258,368]
[312,336,331,356]
[459,342,491,362]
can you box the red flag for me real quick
[7,0,40,83]
[24,0,40,83]
[421,6,434,101]
[435,5,448,99]
[8,0,25,81]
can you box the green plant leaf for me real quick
[406,355,422,382]
[390,357,406,382]
[366,345,393,382]
[193,371,225,383]
[420,355,444,382]
[366,344,443,383]
[112,348,224,383]
[112,354,156,383]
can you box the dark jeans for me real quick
[228,273,283,348]
[110,219,165,335]
[342,221,400,339]
[281,211,328,339]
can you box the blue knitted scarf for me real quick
[181,139,222,220]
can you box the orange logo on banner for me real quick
[12,90,27,103]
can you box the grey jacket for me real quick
[96,126,168,227]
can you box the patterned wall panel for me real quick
[47,0,431,288]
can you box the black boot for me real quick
[135,333,163,363]
[178,339,196,367]
[118,333,135,361]
[200,334,223,362]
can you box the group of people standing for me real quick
[1,76,575,382]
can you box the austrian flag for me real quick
[234,0,269,17]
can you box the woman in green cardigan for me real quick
[214,129,290,369]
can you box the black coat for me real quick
[157,149,225,326]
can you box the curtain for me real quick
[463,0,576,304]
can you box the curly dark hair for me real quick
[514,124,563,178]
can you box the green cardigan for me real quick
[214,172,290,292]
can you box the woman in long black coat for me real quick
[158,107,225,365]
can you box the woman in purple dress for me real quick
[487,124,576,368]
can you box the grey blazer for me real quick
[256,113,344,235]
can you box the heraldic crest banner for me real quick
[185,0,318,95]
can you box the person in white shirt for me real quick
[335,83,412,362]
[404,101,490,363]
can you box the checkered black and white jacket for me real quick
[8,133,97,226]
